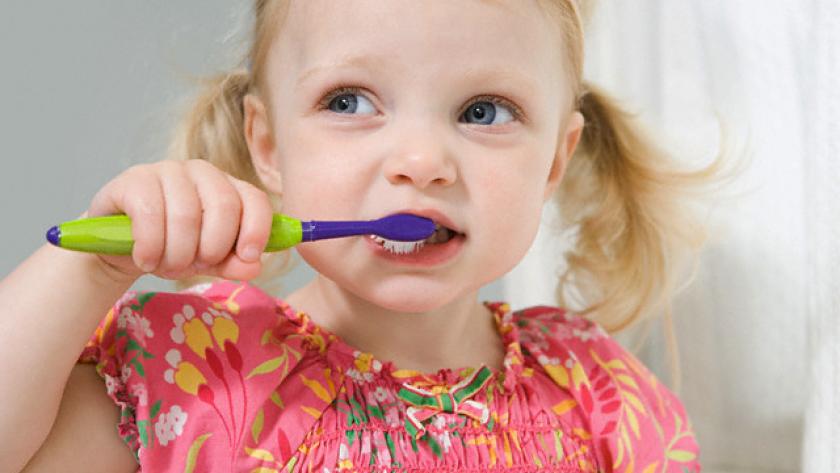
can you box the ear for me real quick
[543,110,584,201]
[243,94,283,196]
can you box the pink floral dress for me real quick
[78,280,700,472]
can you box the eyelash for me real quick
[463,95,525,123]
[317,85,364,110]
[317,85,525,122]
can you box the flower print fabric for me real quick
[78,280,700,472]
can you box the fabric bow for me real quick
[396,365,493,439]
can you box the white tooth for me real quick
[380,238,425,254]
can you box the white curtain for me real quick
[503,1,839,471]
[801,1,840,471]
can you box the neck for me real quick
[285,275,505,373]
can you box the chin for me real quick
[357,278,468,314]
[372,296,448,314]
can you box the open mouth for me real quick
[369,222,462,254]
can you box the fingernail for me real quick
[139,261,155,273]
[193,261,209,270]
[241,245,260,262]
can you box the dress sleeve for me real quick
[75,281,259,466]
[76,280,345,472]
[519,307,701,472]
[77,290,146,464]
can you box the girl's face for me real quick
[247,0,583,312]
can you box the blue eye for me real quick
[325,91,375,115]
[461,100,515,125]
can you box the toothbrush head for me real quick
[372,214,436,241]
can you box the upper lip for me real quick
[385,209,463,234]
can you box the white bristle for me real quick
[382,239,425,254]
[370,235,426,254]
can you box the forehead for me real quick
[269,0,566,93]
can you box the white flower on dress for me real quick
[538,354,560,366]
[346,368,373,384]
[120,364,132,383]
[373,386,391,403]
[116,290,138,307]
[130,383,148,406]
[170,305,195,344]
[200,305,233,326]
[373,431,392,466]
[130,316,154,341]
[104,374,119,396]
[360,430,372,456]
[521,328,550,350]
[117,306,132,329]
[171,304,233,344]
[163,349,182,384]
[155,405,188,446]
[385,406,400,427]
[431,416,453,454]
[338,442,351,463]
[116,306,154,343]
[573,328,593,342]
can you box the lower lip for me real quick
[365,234,466,266]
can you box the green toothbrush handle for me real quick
[48,214,303,255]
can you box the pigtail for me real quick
[166,68,291,294]
[167,68,260,187]
[556,82,722,333]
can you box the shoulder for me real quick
[82,280,282,353]
[79,279,300,387]
[512,305,606,346]
[127,279,280,326]
[75,280,339,468]
[512,305,701,472]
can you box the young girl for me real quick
[2,1,718,471]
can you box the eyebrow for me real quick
[296,54,540,103]
[459,66,539,95]
[296,55,387,87]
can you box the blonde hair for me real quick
[168,0,728,345]
[168,1,291,294]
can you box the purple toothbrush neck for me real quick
[301,214,435,242]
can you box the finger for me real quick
[88,165,165,273]
[226,175,274,263]
[185,160,242,269]
[157,162,202,273]
[205,251,263,281]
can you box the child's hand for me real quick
[83,160,274,284]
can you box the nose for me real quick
[382,124,457,189]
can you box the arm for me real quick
[0,244,136,471]
[19,364,137,473]
[1,160,274,470]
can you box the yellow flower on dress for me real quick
[211,316,239,350]
[354,351,374,373]
[184,318,213,359]
[174,361,207,395]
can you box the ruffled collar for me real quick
[274,299,525,394]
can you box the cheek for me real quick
[275,131,371,218]
[473,158,551,251]
[280,173,363,220]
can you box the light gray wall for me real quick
[0,3,503,301]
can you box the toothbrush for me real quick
[45,213,435,255]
